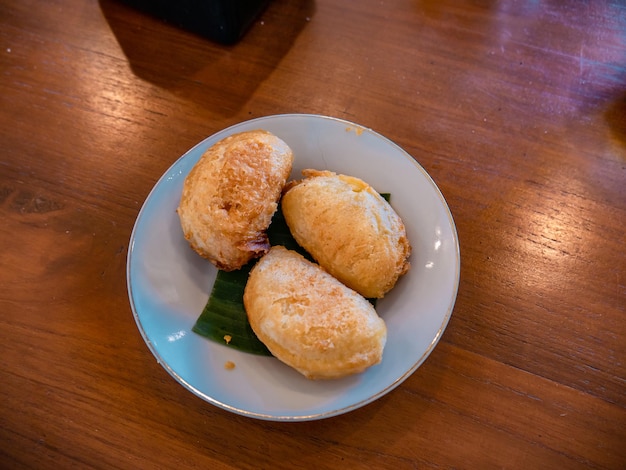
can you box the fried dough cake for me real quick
[177,130,293,271]
[244,246,387,380]
[281,170,411,298]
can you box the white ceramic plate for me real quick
[127,114,459,421]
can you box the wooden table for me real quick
[2,0,624,468]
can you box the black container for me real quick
[122,0,270,45]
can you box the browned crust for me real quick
[177,130,294,271]
[281,169,411,297]
[244,246,387,380]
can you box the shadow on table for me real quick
[99,0,315,117]
[605,91,626,151]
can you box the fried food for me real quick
[281,170,411,298]
[243,246,387,380]
[177,130,294,271]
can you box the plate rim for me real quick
[126,113,460,421]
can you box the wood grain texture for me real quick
[1,0,624,468]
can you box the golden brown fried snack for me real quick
[177,130,293,271]
[282,170,411,298]
[244,246,387,380]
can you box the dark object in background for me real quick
[122,0,270,45]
